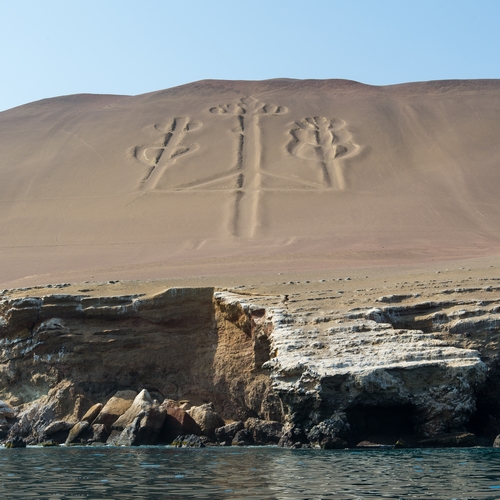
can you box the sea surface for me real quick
[1,446,500,499]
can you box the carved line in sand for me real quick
[210,97,288,238]
[134,117,202,191]
[132,108,362,239]
[288,116,361,190]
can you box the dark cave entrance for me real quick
[467,389,500,443]
[346,403,417,445]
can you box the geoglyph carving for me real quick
[133,103,361,237]
[209,97,288,237]
[288,116,359,190]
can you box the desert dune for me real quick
[1,79,500,287]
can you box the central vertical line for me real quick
[239,111,260,239]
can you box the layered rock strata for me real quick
[1,282,500,447]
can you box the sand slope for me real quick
[1,79,500,286]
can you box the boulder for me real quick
[215,421,244,446]
[81,403,103,424]
[5,436,26,448]
[107,393,166,446]
[493,435,500,448]
[41,441,59,447]
[65,421,90,445]
[307,412,351,445]
[90,424,109,443]
[244,417,283,445]
[159,403,201,444]
[112,416,142,446]
[40,420,74,444]
[394,439,408,449]
[356,440,392,449]
[187,403,224,439]
[232,429,253,446]
[134,404,166,445]
[93,390,137,427]
[39,419,74,445]
[278,424,308,448]
[43,420,74,436]
[320,437,348,449]
[105,430,122,446]
[112,390,153,431]
[418,432,476,448]
[171,434,206,448]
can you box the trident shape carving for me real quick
[132,104,361,239]
[210,97,287,237]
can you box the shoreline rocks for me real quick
[0,387,491,449]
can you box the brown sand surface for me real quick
[1,79,500,289]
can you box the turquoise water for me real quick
[1,447,500,499]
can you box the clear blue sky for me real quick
[1,0,499,111]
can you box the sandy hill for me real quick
[1,79,500,287]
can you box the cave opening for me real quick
[461,357,500,445]
[345,403,417,446]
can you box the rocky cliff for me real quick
[1,278,500,447]
[0,286,278,421]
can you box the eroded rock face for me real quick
[260,300,487,439]
[0,401,15,419]
[278,424,309,448]
[1,284,500,446]
[6,380,89,444]
[0,287,276,426]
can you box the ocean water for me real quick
[1,447,500,499]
